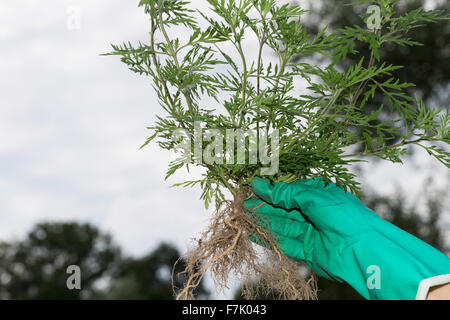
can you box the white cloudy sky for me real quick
[0,0,448,298]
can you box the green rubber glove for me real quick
[244,177,450,300]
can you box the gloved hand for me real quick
[244,177,450,300]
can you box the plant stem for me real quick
[150,17,188,131]
[340,137,426,158]
[324,49,377,149]
[233,33,249,128]
[157,1,196,117]
[282,88,343,155]
[215,165,236,195]
[256,35,266,156]
[257,36,266,95]
[266,52,287,135]
[351,50,376,106]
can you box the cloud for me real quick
[0,0,211,253]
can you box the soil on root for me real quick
[173,190,317,300]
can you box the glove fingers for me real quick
[249,232,305,261]
[267,215,309,239]
[245,204,309,238]
[244,198,309,244]
[294,177,327,187]
[243,198,307,223]
[251,177,325,222]
[276,234,306,261]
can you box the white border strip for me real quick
[415,274,450,300]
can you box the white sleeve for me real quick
[415,274,450,300]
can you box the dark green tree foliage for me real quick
[0,224,209,300]
[97,243,210,299]
[297,0,450,153]
[0,222,121,299]
[364,180,448,254]
[302,0,450,104]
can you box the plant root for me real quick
[173,190,317,300]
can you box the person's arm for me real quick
[416,273,450,299]
[427,283,450,300]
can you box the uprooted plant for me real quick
[105,0,450,299]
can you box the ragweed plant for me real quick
[105,0,450,299]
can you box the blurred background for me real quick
[0,0,448,299]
